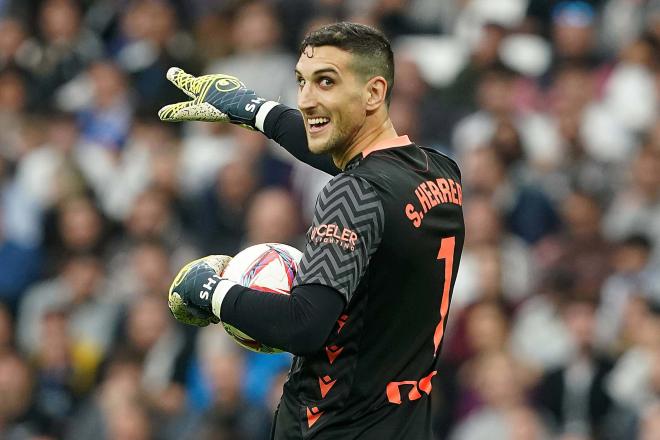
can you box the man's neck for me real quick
[333,117,398,170]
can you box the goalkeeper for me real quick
[163,22,465,440]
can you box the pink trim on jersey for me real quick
[362,135,411,158]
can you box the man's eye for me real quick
[297,78,305,88]
[319,78,333,87]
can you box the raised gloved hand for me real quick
[168,255,234,327]
[158,67,274,129]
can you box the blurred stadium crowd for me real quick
[0,0,658,439]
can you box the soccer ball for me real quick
[221,243,303,353]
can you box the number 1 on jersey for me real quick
[385,235,457,405]
[433,236,455,356]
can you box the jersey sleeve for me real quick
[261,104,340,176]
[294,173,385,303]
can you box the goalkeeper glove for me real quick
[158,67,278,130]
[168,255,236,327]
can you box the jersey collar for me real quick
[362,135,411,157]
[344,135,412,171]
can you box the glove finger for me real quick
[232,122,257,132]
[159,101,194,121]
[158,102,230,122]
[169,291,215,327]
[168,67,247,96]
[166,67,203,98]
[171,307,212,327]
[203,255,233,276]
[187,304,221,324]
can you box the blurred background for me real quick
[0,0,658,439]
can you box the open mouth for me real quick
[307,117,330,134]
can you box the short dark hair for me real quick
[300,22,395,104]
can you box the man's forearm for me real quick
[157,68,340,176]
[257,104,340,176]
[219,283,345,355]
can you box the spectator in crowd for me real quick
[0,351,42,438]
[596,234,660,351]
[453,195,535,309]
[188,158,258,255]
[444,298,512,368]
[14,112,88,213]
[600,297,660,439]
[17,252,121,360]
[537,190,612,300]
[243,187,303,249]
[605,297,660,412]
[0,17,30,73]
[439,21,508,121]
[524,0,604,41]
[0,1,656,438]
[511,270,579,371]
[549,1,604,69]
[0,68,29,162]
[188,326,272,440]
[540,60,625,203]
[450,351,550,440]
[0,205,42,310]
[42,195,106,272]
[390,54,448,147]
[230,127,293,188]
[109,238,174,304]
[113,0,198,115]
[74,61,133,151]
[604,146,660,262]
[106,186,197,273]
[32,0,103,104]
[31,309,90,437]
[453,64,563,171]
[206,0,297,106]
[462,146,560,244]
[117,294,192,426]
[534,294,613,438]
[65,351,152,440]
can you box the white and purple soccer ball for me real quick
[221,243,302,353]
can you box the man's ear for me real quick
[365,76,388,111]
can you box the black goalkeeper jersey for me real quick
[272,135,465,440]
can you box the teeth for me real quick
[308,117,330,126]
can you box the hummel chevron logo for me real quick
[306,406,324,428]
[337,314,348,333]
[325,345,343,364]
[319,375,336,398]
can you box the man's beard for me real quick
[314,120,358,157]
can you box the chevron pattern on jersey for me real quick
[294,174,385,302]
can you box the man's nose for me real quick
[297,83,317,111]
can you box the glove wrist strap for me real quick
[255,101,280,131]
[211,279,237,320]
